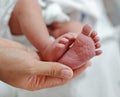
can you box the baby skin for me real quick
[9,0,100,71]
[42,24,102,69]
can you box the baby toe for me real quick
[90,31,97,38]
[94,36,100,43]
[59,38,69,45]
[82,24,92,36]
[95,43,101,49]
[96,50,102,56]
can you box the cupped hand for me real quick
[0,39,89,91]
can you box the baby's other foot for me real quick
[59,24,102,69]
[41,32,77,61]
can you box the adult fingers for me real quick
[73,61,91,78]
[32,61,73,79]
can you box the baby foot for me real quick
[41,32,77,61]
[59,24,102,69]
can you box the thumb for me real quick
[33,61,73,79]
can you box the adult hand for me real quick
[0,39,89,91]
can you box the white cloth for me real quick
[39,0,99,25]
[0,0,16,39]
[39,1,70,25]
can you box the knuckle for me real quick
[49,63,60,77]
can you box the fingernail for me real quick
[61,69,73,79]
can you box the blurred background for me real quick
[0,0,120,97]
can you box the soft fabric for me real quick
[0,0,16,39]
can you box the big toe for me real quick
[82,24,92,36]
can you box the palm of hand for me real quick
[0,42,68,90]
